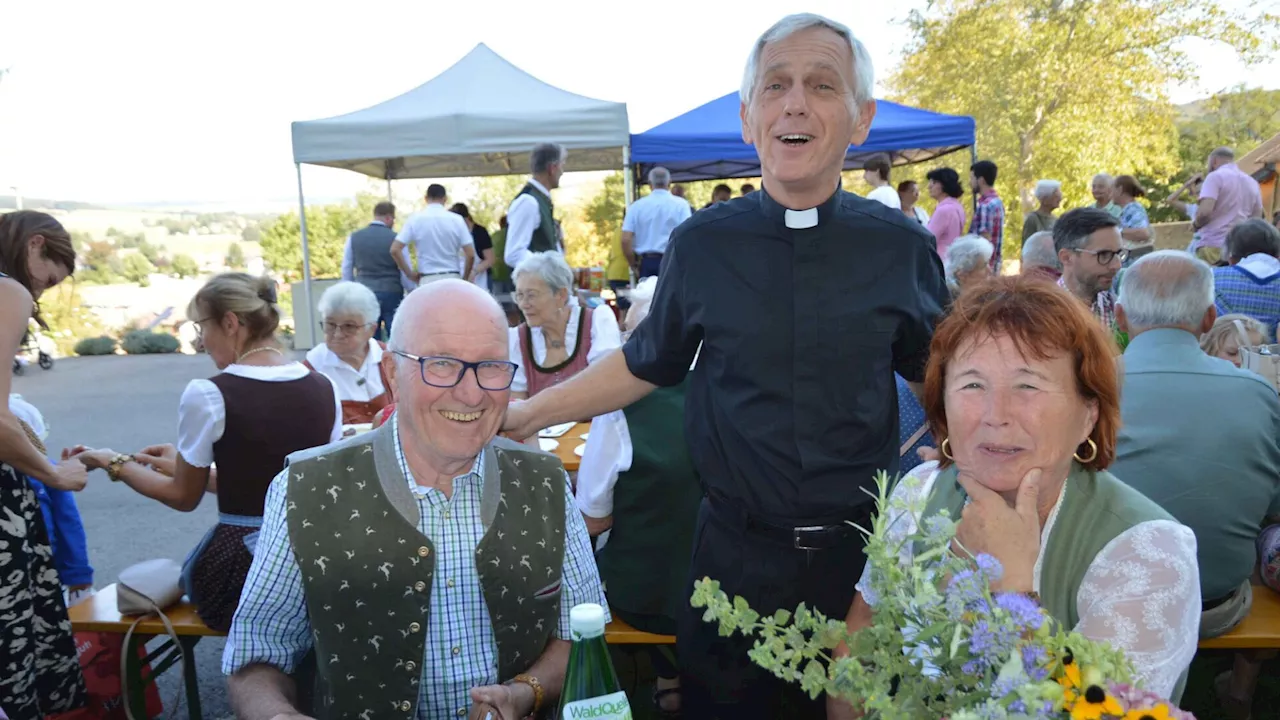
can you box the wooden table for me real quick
[1200,584,1280,649]
[545,421,591,472]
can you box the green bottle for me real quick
[557,603,633,719]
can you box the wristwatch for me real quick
[509,673,544,718]
[106,453,133,482]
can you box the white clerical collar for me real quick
[784,208,819,229]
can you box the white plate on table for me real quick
[578,432,589,441]
[539,438,560,452]
[573,444,586,457]
[539,422,577,438]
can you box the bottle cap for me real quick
[569,603,607,639]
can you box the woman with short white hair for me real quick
[1021,179,1062,243]
[945,234,995,295]
[304,281,395,424]
[509,251,621,399]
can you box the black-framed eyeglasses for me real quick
[390,350,519,391]
[1072,247,1128,266]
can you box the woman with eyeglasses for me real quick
[302,281,396,425]
[64,273,342,632]
[509,251,621,401]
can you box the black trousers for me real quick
[678,497,870,719]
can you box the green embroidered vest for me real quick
[595,382,701,626]
[286,423,566,719]
[515,183,559,254]
[920,463,1188,702]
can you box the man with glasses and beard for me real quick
[1054,208,1127,333]
[224,280,606,720]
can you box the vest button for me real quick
[414,581,427,592]
[399,700,411,712]
[409,622,422,633]
[417,546,430,557]
[404,660,417,672]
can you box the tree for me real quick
[171,254,200,278]
[69,230,92,253]
[241,224,262,244]
[136,240,162,264]
[890,0,1277,262]
[78,241,124,284]
[122,253,156,286]
[225,242,246,271]
[468,175,528,231]
[582,172,627,263]
[259,193,379,281]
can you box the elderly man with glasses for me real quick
[223,280,607,720]
[1054,207,1128,333]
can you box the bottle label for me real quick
[561,691,632,719]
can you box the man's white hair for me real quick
[648,167,671,188]
[1117,250,1214,331]
[1091,173,1114,186]
[740,13,874,120]
[1034,179,1062,202]
[512,251,575,295]
[1021,231,1060,271]
[318,281,380,325]
[945,234,995,282]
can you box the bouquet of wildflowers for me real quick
[691,471,1193,720]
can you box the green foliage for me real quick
[890,0,1278,265]
[259,193,379,281]
[121,330,180,355]
[580,172,627,267]
[468,175,528,231]
[226,242,246,271]
[170,253,200,278]
[121,253,155,286]
[78,240,124,284]
[38,284,110,355]
[73,336,117,356]
[241,224,262,244]
[69,230,93,253]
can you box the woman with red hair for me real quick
[829,276,1201,716]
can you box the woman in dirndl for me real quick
[302,281,395,425]
[66,273,341,632]
[0,211,89,720]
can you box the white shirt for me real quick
[395,204,474,275]
[504,179,555,269]
[908,205,930,224]
[176,363,344,468]
[507,302,622,394]
[575,409,632,519]
[9,394,47,439]
[621,189,693,255]
[304,339,386,403]
[340,221,417,292]
[1237,252,1280,278]
[867,185,902,210]
[855,461,1200,700]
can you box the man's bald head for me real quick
[1116,250,1215,335]
[390,280,508,355]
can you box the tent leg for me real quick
[623,145,635,206]
[295,163,315,350]
[386,178,393,202]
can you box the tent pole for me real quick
[969,145,979,216]
[295,163,315,350]
[623,145,635,206]
[386,178,393,201]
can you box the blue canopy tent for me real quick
[630,91,976,184]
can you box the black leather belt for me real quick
[640,252,664,259]
[707,492,864,551]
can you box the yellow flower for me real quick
[1057,653,1082,692]
[1122,705,1174,720]
[1069,685,1124,720]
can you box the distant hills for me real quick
[0,195,100,212]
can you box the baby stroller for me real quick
[12,328,54,375]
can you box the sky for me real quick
[1,0,1276,208]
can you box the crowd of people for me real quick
[3,9,1280,720]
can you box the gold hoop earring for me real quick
[1073,438,1098,464]
[940,438,953,460]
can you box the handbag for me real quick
[117,559,186,720]
[1233,319,1280,392]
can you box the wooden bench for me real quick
[1198,585,1280,649]
[71,584,673,719]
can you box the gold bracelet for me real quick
[510,673,544,717]
[106,453,132,482]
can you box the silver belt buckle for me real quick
[793,525,827,551]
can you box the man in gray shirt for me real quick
[1112,249,1280,639]
[340,201,407,340]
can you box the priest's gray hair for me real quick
[1117,250,1214,331]
[1034,180,1062,201]
[648,167,672,188]
[318,281,380,325]
[945,235,995,283]
[513,251,575,296]
[741,14,874,120]
[531,143,566,175]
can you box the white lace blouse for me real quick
[855,461,1201,699]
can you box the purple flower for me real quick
[1021,645,1049,681]
[975,554,1004,582]
[969,618,1020,668]
[946,569,987,618]
[1008,700,1027,714]
[995,592,1044,631]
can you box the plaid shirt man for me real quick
[1058,276,1118,332]
[970,189,1006,272]
[223,415,607,719]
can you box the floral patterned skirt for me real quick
[0,463,86,720]
[185,522,257,633]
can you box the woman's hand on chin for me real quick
[953,468,1043,593]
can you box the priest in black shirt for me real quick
[504,12,948,719]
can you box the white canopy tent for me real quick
[288,43,630,346]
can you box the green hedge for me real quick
[121,330,180,355]
[73,336,118,356]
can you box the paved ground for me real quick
[12,353,282,719]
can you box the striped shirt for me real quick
[222,415,608,718]
[969,190,1005,272]
[1214,256,1280,338]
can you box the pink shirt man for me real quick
[1196,163,1264,250]
[927,196,966,260]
